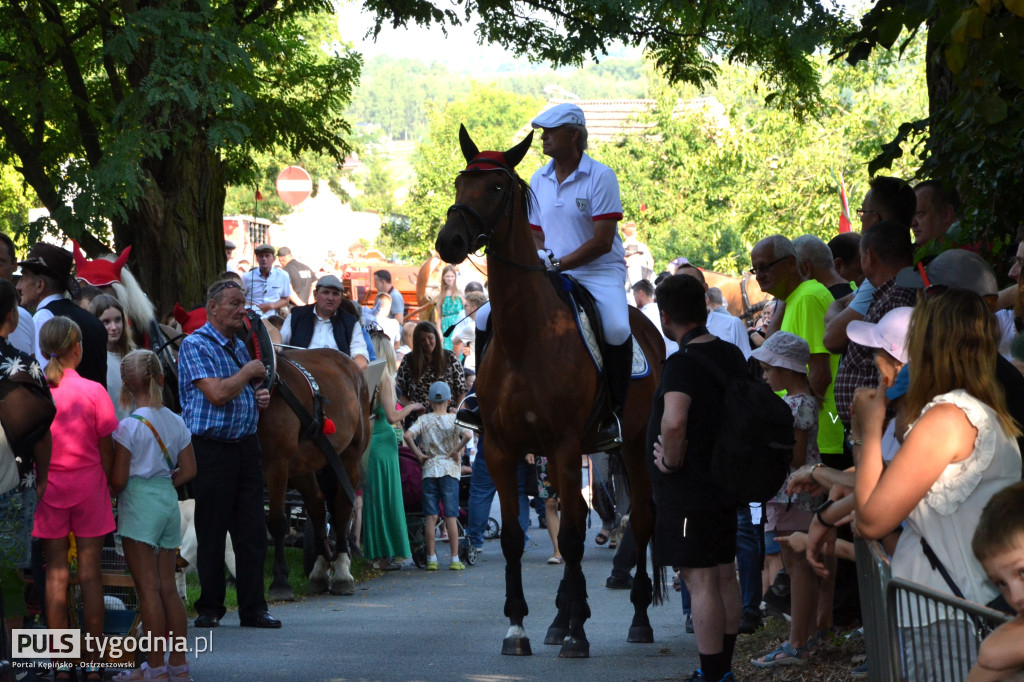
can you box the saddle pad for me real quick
[570,298,650,379]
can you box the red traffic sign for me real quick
[276,166,312,206]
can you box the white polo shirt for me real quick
[241,266,291,318]
[528,154,625,277]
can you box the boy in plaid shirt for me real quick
[404,381,471,570]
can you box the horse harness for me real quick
[447,165,546,273]
[273,356,358,507]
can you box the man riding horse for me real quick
[460,103,633,451]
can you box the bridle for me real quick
[445,167,545,273]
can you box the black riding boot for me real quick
[455,390,481,433]
[595,340,633,452]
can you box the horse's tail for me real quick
[649,500,668,606]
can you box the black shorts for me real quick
[654,506,737,569]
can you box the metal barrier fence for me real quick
[855,538,1012,682]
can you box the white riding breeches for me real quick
[570,269,631,346]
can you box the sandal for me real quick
[168,663,193,682]
[751,641,809,668]
[547,556,564,564]
[595,530,610,546]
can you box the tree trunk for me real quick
[115,135,226,316]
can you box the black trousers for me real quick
[192,434,268,620]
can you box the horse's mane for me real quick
[103,259,156,330]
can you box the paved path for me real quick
[188,514,700,681]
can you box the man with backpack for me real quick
[650,274,751,682]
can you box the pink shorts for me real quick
[33,487,115,539]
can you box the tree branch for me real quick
[37,0,104,165]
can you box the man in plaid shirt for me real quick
[179,279,281,630]
[833,221,917,427]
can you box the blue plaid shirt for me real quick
[178,322,258,439]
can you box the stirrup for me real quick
[594,413,622,452]
[455,407,483,433]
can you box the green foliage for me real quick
[381,85,542,257]
[361,0,854,114]
[0,0,360,309]
[348,57,472,140]
[598,49,926,274]
[841,0,1024,251]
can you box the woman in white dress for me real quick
[852,288,1022,681]
[89,294,136,420]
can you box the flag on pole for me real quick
[834,170,852,233]
[255,189,264,201]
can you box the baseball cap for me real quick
[315,274,344,292]
[894,249,997,297]
[428,381,451,403]
[846,306,914,365]
[254,243,276,255]
[750,331,810,374]
[531,103,586,129]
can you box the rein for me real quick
[446,167,546,273]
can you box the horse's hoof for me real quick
[267,586,295,602]
[543,626,569,645]
[330,579,356,596]
[627,625,654,643]
[558,637,590,658]
[308,575,329,594]
[501,637,532,656]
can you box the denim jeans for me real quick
[736,505,763,616]
[466,441,531,548]
[680,506,761,616]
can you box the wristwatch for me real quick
[552,255,562,272]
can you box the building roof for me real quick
[518,97,730,144]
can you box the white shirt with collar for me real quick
[241,266,291,318]
[279,311,369,362]
[639,301,678,358]
[10,306,36,358]
[527,153,625,277]
[32,293,65,368]
[706,306,752,360]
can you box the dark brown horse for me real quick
[163,316,371,599]
[257,346,371,599]
[435,126,665,658]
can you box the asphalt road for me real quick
[188,513,700,681]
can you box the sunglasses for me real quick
[208,280,242,299]
[748,256,789,276]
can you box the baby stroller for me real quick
[398,446,478,568]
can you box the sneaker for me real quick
[605,574,633,589]
[426,560,438,571]
[738,611,762,634]
[449,560,465,570]
[685,612,694,634]
[683,670,704,682]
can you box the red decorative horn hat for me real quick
[72,239,132,287]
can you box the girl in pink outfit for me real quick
[32,317,119,681]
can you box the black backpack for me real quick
[686,347,795,505]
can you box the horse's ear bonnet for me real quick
[459,124,534,171]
